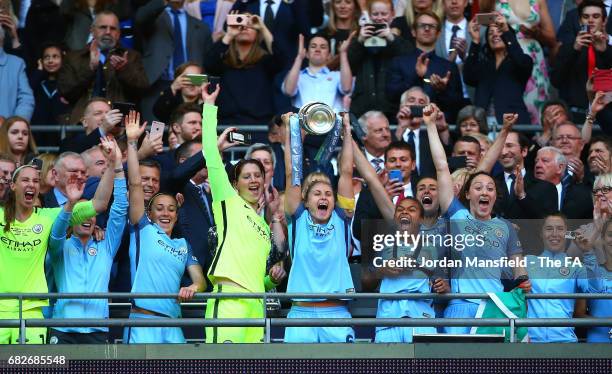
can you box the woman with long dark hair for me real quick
[200,85,286,343]
[424,103,530,334]
[463,14,533,125]
[0,116,38,167]
[203,13,281,124]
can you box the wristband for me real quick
[337,195,356,211]
[114,167,124,173]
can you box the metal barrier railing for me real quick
[1,292,611,344]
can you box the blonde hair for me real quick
[327,0,360,34]
[301,172,332,200]
[401,0,443,31]
[224,13,269,68]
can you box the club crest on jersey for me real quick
[32,224,43,234]
[88,247,97,256]
[559,267,570,276]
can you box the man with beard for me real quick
[586,136,612,183]
[58,11,149,124]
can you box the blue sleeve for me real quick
[49,208,72,258]
[580,253,605,292]
[15,59,35,121]
[444,197,464,219]
[504,219,522,256]
[292,202,306,220]
[133,213,150,230]
[186,243,199,267]
[105,179,128,257]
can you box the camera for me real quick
[227,14,251,26]
[409,105,424,118]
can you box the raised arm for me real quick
[337,114,355,200]
[49,175,84,257]
[100,137,128,256]
[352,140,395,221]
[282,113,302,216]
[282,34,306,97]
[200,83,235,202]
[90,135,125,214]
[424,104,453,213]
[125,111,148,224]
[475,113,517,173]
[338,33,355,95]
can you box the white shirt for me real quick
[402,127,421,173]
[555,182,563,210]
[392,182,413,205]
[503,168,526,194]
[259,0,281,18]
[365,149,385,172]
[285,66,351,112]
[444,19,467,64]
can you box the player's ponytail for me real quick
[3,188,16,232]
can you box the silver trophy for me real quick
[297,102,337,135]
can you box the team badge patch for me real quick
[88,247,97,256]
[32,224,43,234]
[559,267,570,276]
[494,229,503,238]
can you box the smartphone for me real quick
[364,36,387,47]
[476,13,497,25]
[564,231,576,240]
[207,76,220,94]
[389,169,402,182]
[580,24,590,33]
[227,14,251,26]
[366,23,387,31]
[30,158,43,170]
[112,102,136,116]
[409,105,424,118]
[228,131,252,145]
[109,47,127,56]
[150,121,165,138]
[448,156,468,171]
[186,74,208,86]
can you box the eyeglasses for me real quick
[593,186,612,195]
[416,23,437,31]
[553,135,581,141]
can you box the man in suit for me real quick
[557,0,612,46]
[435,0,473,102]
[551,122,589,184]
[352,141,417,243]
[552,0,612,123]
[387,10,464,123]
[135,0,212,121]
[173,140,214,289]
[534,146,594,219]
[393,86,451,178]
[58,11,149,124]
[358,111,392,172]
[494,131,558,219]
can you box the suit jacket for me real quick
[562,182,594,219]
[135,0,212,84]
[393,127,438,179]
[493,171,558,219]
[231,0,310,68]
[59,128,104,154]
[387,48,464,123]
[58,45,149,124]
[552,39,612,110]
[176,183,214,289]
[434,19,474,101]
[463,29,532,124]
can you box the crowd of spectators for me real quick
[0,0,611,345]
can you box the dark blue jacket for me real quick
[463,29,533,124]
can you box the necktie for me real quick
[372,158,383,174]
[588,44,596,78]
[449,25,460,51]
[407,131,416,152]
[264,0,274,30]
[508,174,516,199]
[172,9,186,70]
[197,185,213,224]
